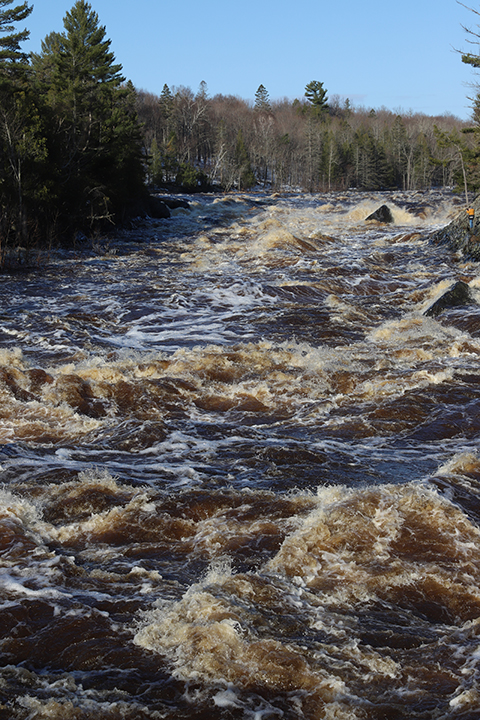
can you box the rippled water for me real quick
[2,189,480,719]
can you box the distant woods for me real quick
[0,0,479,254]
[137,82,471,196]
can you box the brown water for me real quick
[1,189,480,719]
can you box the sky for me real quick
[21,0,480,120]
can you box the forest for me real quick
[0,0,479,254]
[136,82,471,195]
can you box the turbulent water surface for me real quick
[2,189,480,719]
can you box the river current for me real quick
[1,189,480,719]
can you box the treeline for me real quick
[0,0,478,254]
[136,81,472,195]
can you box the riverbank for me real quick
[431,192,480,259]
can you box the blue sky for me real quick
[22,0,480,119]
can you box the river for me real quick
[1,189,480,719]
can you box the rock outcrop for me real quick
[365,205,394,223]
[431,195,480,260]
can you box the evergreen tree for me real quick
[460,4,480,72]
[155,83,176,179]
[0,0,31,81]
[304,80,329,116]
[159,83,174,135]
[353,128,390,190]
[32,1,145,235]
[0,0,43,249]
[196,80,208,102]
[254,84,271,113]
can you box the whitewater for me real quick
[0,189,480,719]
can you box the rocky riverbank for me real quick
[431,194,480,260]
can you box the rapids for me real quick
[1,189,480,719]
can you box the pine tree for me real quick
[156,83,175,170]
[32,1,145,235]
[160,84,174,118]
[196,80,208,102]
[254,84,271,113]
[304,80,329,117]
[0,0,31,82]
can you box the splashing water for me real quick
[0,189,480,719]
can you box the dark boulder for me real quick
[424,280,475,317]
[365,205,394,223]
[146,196,171,219]
[156,196,191,211]
[121,193,175,223]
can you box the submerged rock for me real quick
[365,205,394,223]
[424,280,475,317]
